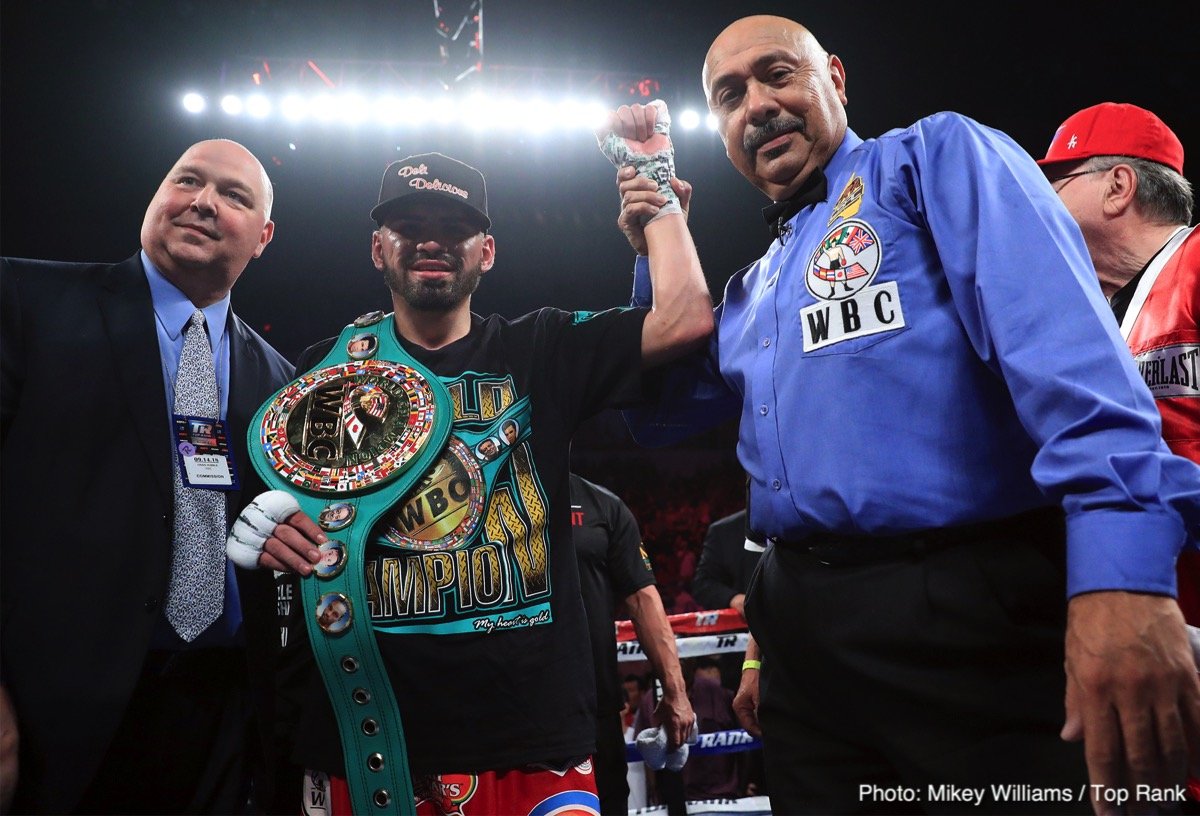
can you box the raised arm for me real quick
[596,100,713,368]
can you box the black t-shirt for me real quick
[1109,269,1144,323]
[569,473,655,716]
[279,306,648,775]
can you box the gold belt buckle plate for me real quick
[258,360,440,494]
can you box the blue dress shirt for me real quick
[626,113,1200,598]
[143,250,243,645]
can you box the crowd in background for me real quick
[573,413,763,806]
[573,411,745,615]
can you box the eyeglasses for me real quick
[1048,168,1105,190]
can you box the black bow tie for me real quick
[763,168,828,241]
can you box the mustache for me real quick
[744,115,806,154]
[406,251,461,269]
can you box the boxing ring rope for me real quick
[615,609,771,815]
[616,613,1200,814]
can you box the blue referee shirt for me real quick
[627,113,1200,598]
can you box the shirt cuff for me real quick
[1066,510,1185,598]
[632,256,652,308]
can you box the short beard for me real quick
[383,257,484,312]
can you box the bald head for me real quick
[140,139,276,306]
[208,138,274,219]
[703,16,820,95]
[702,16,847,201]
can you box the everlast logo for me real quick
[397,163,428,178]
[801,281,906,352]
[1135,342,1199,399]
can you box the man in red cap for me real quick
[1038,103,1198,630]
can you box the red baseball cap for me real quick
[1038,102,1184,175]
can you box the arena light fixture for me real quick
[182,92,206,114]
[401,95,432,127]
[678,109,701,131]
[245,94,271,119]
[337,92,370,124]
[462,93,501,130]
[430,96,458,126]
[374,95,405,126]
[179,90,714,138]
[281,94,307,121]
[525,98,556,134]
[309,93,337,122]
[556,99,607,132]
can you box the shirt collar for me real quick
[141,249,231,343]
[826,127,864,180]
[762,169,827,238]
[761,127,864,239]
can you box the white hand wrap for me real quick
[598,98,680,224]
[1189,624,1200,670]
[225,490,301,569]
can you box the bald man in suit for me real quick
[1,139,316,814]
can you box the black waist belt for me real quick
[773,506,1064,567]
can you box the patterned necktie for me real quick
[165,308,227,642]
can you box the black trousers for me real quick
[593,711,630,816]
[74,649,253,815]
[745,526,1089,815]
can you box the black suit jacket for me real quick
[690,509,762,612]
[0,255,295,813]
[690,509,765,691]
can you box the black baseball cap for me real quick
[370,152,491,230]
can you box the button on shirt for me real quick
[625,113,1200,598]
[143,250,243,645]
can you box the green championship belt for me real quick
[248,310,451,815]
